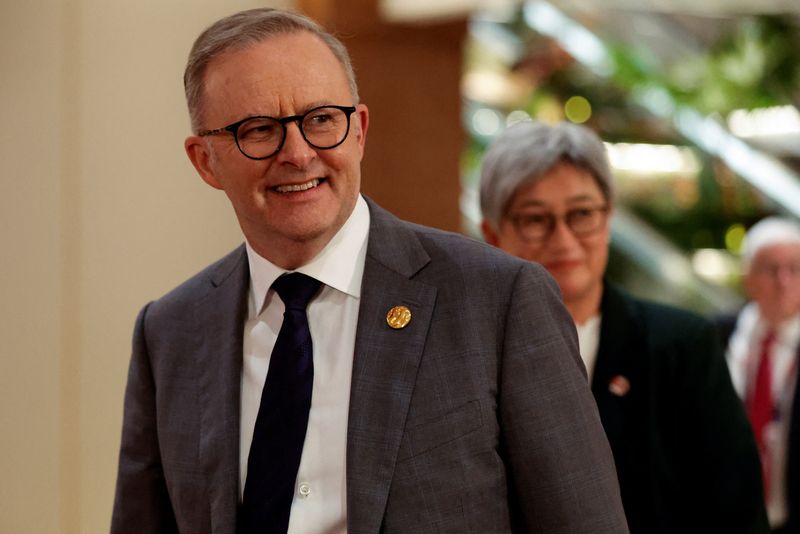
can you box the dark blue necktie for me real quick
[239,273,322,534]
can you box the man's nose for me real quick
[775,265,798,287]
[276,122,316,167]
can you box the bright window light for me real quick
[472,108,503,136]
[522,1,614,76]
[692,248,738,282]
[605,142,700,175]
[728,105,800,137]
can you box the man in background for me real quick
[720,217,800,533]
[111,8,628,533]
[480,119,768,533]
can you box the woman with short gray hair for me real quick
[480,120,613,232]
[479,119,769,534]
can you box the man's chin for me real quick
[280,213,348,245]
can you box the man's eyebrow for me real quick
[243,101,339,118]
[299,101,338,112]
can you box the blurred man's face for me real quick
[184,31,368,268]
[482,162,611,321]
[744,242,800,325]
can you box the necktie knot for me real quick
[272,273,321,311]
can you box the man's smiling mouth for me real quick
[273,178,324,193]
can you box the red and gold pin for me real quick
[608,375,631,397]
[386,305,412,329]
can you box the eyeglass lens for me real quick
[511,207,607,241]
[236,106,351,159]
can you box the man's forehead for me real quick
[201,31,351,115]
[753,241,800,263]
[209,34,344,84]
[209,31,334,69]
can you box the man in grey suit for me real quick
[111,8,628,533]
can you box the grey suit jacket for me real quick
[112,199,628,533]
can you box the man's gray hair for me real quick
[741,216,800,271]
[479,120,614,229]
[184,8,359,133]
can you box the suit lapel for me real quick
[346,200,437,533]
[194,246,249,534]
[592,285,638,452]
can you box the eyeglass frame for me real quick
[197,104,357,160]
[750,259,800,279]
[505,205,610,243]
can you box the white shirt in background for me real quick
[576,314,602,382]
[726,302,800,528]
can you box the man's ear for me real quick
[481,219,500,246]
[185,135,223,190]
[353,103,369,158]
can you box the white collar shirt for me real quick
[726,302,800,528]
[241,194,370,534]
[576,314,602,382]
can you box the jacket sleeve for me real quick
[499,263,629,533]
[111,303,179,533]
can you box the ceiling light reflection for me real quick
[728,105,800,138]
[605,142,700,175]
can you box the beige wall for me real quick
[0,1,289,532]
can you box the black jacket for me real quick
[716,310,800,534]
[594,285,769,533]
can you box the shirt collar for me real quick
[739,301,800,346]
[245,194,370,314]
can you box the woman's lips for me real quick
[545,259,582,271]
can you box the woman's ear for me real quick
[481,219,500,246]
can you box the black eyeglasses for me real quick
[507,206,609,242]
[198,105,357,160]
[751,261,800,279]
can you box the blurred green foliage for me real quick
[608,15,800,113]
[465,12,796,254]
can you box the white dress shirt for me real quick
[576,314,602,381]
[241,195,370,534]
[726,302,800,528]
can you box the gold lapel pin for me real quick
[608,375,631,397]
[386,305,412,329]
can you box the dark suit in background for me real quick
[788,388,800,534]
[112,201,629,532]
[595,284,768,533]
[717,311,800,534]
[714,215,800,533]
